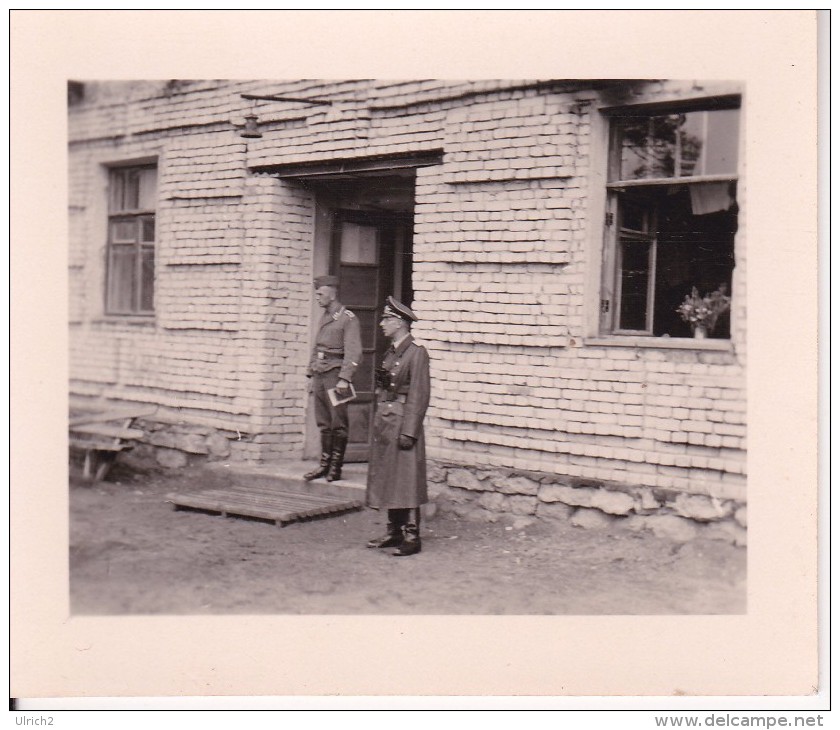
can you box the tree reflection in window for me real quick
[615,109,739,181]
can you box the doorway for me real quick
[332,209,413,461]
[307,174,416,462]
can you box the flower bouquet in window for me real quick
[676,285,731,338]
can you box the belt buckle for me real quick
[317,352,324,360]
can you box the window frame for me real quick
[613,215,657,336]
[104,163,157,316]
[599,96,741,340]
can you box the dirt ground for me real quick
[69,461,746,615]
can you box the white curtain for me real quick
[689,181,733,215]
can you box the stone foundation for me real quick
[125,419,241,470]
[428,461,746,546]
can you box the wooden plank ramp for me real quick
[166,483,364,527]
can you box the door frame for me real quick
[302,179,416,462]
[329,208,414,462]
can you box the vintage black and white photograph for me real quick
[66,77,747,615]
[12,10,820,704]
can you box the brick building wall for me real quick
[410,82,746,506]
[68,78,746,528]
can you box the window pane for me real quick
[340,222,378,264]
[619,115,677,180]
[352,309,378,349]
[111,219,138,243]
[618,238,651,331]
[138,167,158,210]
[139,247,155,312]
[653,186,736,338]
[671,111,701,176]
[124,170,140,210]
[141,216,156,242]
[619,197,650,233]
[617,109,739,180]
[110,166,157,211]
[702,109,740,175]
[339,266,379,306]
[109,170,125,212]
[108,246,136,312]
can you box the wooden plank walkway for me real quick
[166,483,364,527]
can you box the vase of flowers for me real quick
[676,285,731,338]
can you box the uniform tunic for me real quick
[307,304,362,435]
[307,305,362,381]
[366,334,431,509]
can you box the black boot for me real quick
[325,434,348,482]
[392,509,422,556]
[367,509,408,549]
[303,431,333,481]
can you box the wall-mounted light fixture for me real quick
[240,96,263,139]
[241,113,262,139]
[238,93,333,139]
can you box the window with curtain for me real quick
[601,101,740,339]
[106,164,157,315]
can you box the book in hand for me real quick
[328,382,357,406]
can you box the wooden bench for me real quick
[69,406,157,483]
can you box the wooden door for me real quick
[332,210,413,462]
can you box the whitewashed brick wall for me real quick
[409,83,745,502]
[68,79,746,499]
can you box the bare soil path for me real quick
[70,464,746,615]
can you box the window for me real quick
[106,164,157,314]
[601,101,740,339]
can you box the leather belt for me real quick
[383,392,408,403]
[316,350,344,360]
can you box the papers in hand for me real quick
[328,382,357,406]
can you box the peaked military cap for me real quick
[383,296,418,322]
[313,274,339,288]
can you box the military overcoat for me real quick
[366,334,431,509]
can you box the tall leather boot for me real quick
[392,509,422,556]
[367,509,408,549]
[325,433,348,482]
[303,431,333,481]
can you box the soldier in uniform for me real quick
[303,275,362,483]
[366,296,431,557]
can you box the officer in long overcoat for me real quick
[366,296,431,557]
[303,274,362,483]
